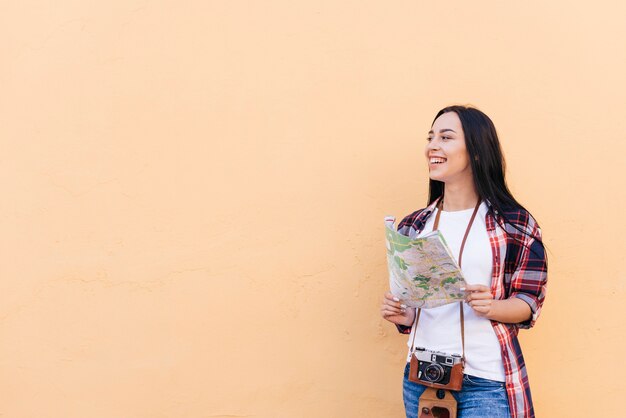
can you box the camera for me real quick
[409,347,464,390]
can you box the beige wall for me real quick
[1,1,625,417]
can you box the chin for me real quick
[428,173,446,182]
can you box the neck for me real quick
[441,180,480,211]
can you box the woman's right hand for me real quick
[380,291,415,327]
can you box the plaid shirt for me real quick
[395,196,547,418]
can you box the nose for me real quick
[427,137,440,151]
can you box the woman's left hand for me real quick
[465,284,495,318]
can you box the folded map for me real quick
[385,216,467,309]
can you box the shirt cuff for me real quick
[396,323,412,334]
[511,292,539,329]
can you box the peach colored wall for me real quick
[1,1,624,417]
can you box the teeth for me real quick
[430,158,446,164]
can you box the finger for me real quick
[464,284,490,292]
[381,303,401,312]
[382,308,403,316]
[471,305,490,315]
[382,311,404,320]
[386,304,408,314]
[468,300,490,309]
[383,294,403,308]
[468,299,491,307]
[466,289,492,298]
[384,292,402,303]
[467,292,493,302]
[382,305,405,315]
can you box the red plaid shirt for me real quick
[395,196,548,418]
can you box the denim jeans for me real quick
[403,363,510,418]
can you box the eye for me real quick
[441,136,451,141]
[426,137,433,142]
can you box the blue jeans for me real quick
[403,363,510,418]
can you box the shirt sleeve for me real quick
[396,323,412,334]
[509,224,548,329]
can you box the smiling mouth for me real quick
[429,157,447,164]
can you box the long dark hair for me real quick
[428,105,542,243]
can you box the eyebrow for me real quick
[428,129,457,134]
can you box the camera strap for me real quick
[410,198,481,363]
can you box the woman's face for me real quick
[424,112,472,184]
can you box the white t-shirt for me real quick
[405,201,506,382]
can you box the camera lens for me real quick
[424,364,444,382]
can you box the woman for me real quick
[381,105,547,418]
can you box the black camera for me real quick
[412,347,463,386]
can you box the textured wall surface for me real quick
[1,1,625,417]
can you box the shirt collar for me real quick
[419,196,500,232]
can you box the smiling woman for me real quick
[380,105,548,418]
